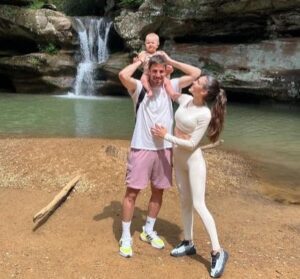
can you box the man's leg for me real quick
[119,187,140,258]
[144,186,164,234]
[140,148,171,249]
[122,187,140,222]
[148,186,163,218]
[140,186,165,249]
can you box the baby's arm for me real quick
[164,78,181,101]
[141,73,152,96]
[138,51,153,97]
[164,56,180,100]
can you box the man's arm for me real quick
[118,59,143,95]
[161,52,201,89]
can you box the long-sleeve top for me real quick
[164,94,211,151]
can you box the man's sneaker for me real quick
[119,237,133,258]
[139,226,165,249]
[170,240,197,257]
[210,249,229,278]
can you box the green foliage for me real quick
[50,0,65,11]
[223,73,236,80]
[28,56,41,66]
[38,43,58,55]
[27,55,47,68]
[202,61,224,74]
[29,0,45,10]
[117,0,144,9]
[27,0,144,15]
[52,0,102,16]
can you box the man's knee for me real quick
[150,186,164,199]
[124,188,140,202]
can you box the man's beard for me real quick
[149,77,164,87]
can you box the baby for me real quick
[134,32,179,99]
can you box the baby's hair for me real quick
[145,32,160,44]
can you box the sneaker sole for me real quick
[170,247,196,257]
[119,251,132,258]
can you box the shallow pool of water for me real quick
[0,94,299,202]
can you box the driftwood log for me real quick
[33,175,81,230]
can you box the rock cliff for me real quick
[113,0,300,100]
[0,0,299,100]
[0,4,76,93]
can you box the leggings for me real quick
[174,146,221,251]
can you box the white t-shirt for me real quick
[164,94,211,151]
[130,79,180,150]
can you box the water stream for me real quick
[72,17,112,96]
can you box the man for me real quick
[118,52,200,258]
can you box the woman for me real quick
[151,74,228,278]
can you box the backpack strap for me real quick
[135,86,147,115]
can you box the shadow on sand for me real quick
[93,200,210,271]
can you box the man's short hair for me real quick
[148,54,167,70]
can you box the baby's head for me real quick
[145,33,160,54]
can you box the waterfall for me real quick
[72,17,112,96]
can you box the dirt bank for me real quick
[0,138,299,278]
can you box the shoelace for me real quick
[147,230,158,240]
[177,240,190,248]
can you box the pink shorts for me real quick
[125,148,173,190]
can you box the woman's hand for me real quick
[151,124,167,138]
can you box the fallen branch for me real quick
[200,139,224,150]
[33,175,81,230]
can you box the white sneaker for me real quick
[119,237,133,258]
[210,249,229,278]
[139,226,165,249]
[170,240,196,257]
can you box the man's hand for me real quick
[166,65,174,75]
[157,51,172,64]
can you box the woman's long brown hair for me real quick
[204,76,227,142]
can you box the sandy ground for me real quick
[0,138,299,279]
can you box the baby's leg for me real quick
[164,77,181,101]
[141,73,153,97]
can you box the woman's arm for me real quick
[151,114,211,151]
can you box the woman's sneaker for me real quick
[210,249,229,278]
[119,237,133,258]
[139,226,165,249]
[170,240,197,257]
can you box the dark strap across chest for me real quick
[135,86,147,115]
